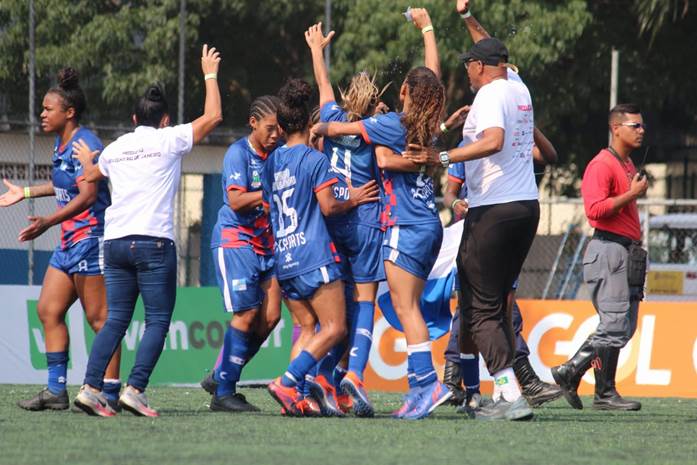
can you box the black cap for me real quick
[460,38,509,66]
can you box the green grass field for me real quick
[1,385,696,465]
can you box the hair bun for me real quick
[279,79,312,107]
[145,84,165,102]
[57,67,80,91]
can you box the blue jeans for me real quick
[83,235,177,391]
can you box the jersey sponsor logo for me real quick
[275,232,306,253]
[54,187,71,203]
[410,173,436,211]
[518,104,533,111]
[272,169,296,191]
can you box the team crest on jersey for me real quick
[251,170,261,189]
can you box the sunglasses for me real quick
[620,122,646,130]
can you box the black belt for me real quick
[592,229,639,249]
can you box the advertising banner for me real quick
[2,285,696,398]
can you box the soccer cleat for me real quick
[118,386,159,417]
[402,381,452,420]
[73,386,117,417]
[340,371,374,417]
[210,393,260,413]
[296,397,322,417]
[392,388,422,419]
[18,388,69,411]
[474,396,534,421]
[200,371,218,395]
[307,375,345,417]
[268,377,302,416]
[335,393,353,414]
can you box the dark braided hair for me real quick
[249,95,281,122]
[277,78,312,135]
[134,83,169,128]
[401,67,445,146]
[47,68,86,122]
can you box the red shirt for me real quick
[581,149,641,241]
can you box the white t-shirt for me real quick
[460,69,538,208]
[98,124,194,241]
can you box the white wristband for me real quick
[204,73,217,81]
[460,11,472,19]
[440,122,448,134]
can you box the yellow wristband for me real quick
[24,186,31,199]
[421,25,434,34]
[204,73,217,81]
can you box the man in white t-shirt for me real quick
[408,36,539,421]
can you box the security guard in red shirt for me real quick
[551,104,648,411]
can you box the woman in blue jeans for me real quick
[70,44,223,417]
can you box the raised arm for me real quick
[0,179,54,207]
[411,8,441,79]
[456,0,490,43]
[191,44,223,145]
[306,23,336,107]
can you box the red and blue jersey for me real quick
[211,137,274,256]
[51,127,109,250]
[261,144,341,280]
[447,141,468,200]
[358,112,440,227]
[320,101,382,228]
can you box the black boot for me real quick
[443,359,466,405]
[551,339,595,409]
[592,347,641,411]
[513,357,563,408]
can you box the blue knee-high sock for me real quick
[215,327,251,397]
[333,365,347,391]
[46,351,68,395]
[102,379,122,403]
[406,352,417,390]
[317,340,346,381]
[409,343,437,388]
[244,334,265,364]
[281,350,317,388]
[347,301,374,380]
[460,353,480,394]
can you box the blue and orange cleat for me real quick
[268,377,302,417]
[296,397,323,417]
[336,393,353,414]
[340,371,374,417]
[392,388,421,419]
[307,375,345,417]
[402,381,452,420]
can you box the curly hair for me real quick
[47,67,86,122]
[339,72,388,122]
[277,78,313,135]
[401,67,445,146]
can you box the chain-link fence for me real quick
[518,198,697,301]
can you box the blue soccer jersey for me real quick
[320,101,381,227]
[358,112,439,227]
[52,127,110,249]
[211,137,274,255]
[261,144,342,280]
[447,141,468,200]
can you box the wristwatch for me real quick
[439,151,450,168]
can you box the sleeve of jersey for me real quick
[581,160,615,221]
[358,114,400,149]
[75,135,103,182]
[447,163,466,185]
[97,147,110,178]
[473,88,506,136]
[320,101,347,123]
[311,153,338,193]
[260,165,270,209]
[165,123,194,157]
[223,148,249,192]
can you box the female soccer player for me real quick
[305,23,388,417]
[206,95,283,412]
[71,44,222,417]
[263,78,378,417]
[0,68,121,411]
[311,8,452,420]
